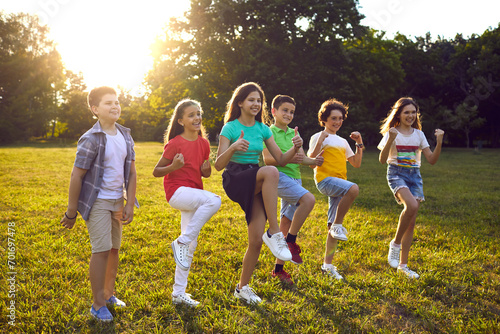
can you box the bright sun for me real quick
[2,0,191,95]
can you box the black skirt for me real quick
[222,162,261,224]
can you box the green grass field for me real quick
[1,143,499,333]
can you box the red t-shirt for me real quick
[163,135,210,201]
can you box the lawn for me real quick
[0,143,499,333]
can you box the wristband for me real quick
[355,143,364,149]
[65,212,77,220]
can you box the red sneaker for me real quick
[287,242,303,265]
[271,269,294,285]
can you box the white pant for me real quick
[168,186,221,296]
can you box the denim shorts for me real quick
[387,164,424,204]
[277,172,309,220]
[317,177,355,224]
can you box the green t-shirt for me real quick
[220,119,272,164]
[266,124,301,179]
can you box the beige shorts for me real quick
[86,198,124,253]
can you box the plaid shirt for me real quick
[74,121,139,221]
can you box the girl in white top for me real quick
[378,97,444,279]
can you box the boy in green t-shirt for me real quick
[263,95,324,285]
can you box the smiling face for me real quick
[398,104,418,128]
[238,91,262,118]
[323,109,344,134]
[92,93,121,123]
[178,104,202,133]
[273,102,295,127]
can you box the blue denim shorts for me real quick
[387,164,424,204]
[317,177,355,224]
[277,172,309,221]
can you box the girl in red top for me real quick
[153,99,221,307]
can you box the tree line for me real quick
[1,1,499,147]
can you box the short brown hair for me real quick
[87,86,117,116]
[318,98,348,126]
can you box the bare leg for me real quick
[254,166,280,234]
[275,192,315,266]
[104,248,119,300]
[394,188,419,265]
[238,195,266,288]
[89,250,110,309]
[324,231,339,265]
[332,185,359,225]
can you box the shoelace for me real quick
[389,246,400,260]
[332,225,348,235]
[242,286,259,300]
[179,244,189,262]
[179,293,197,304]
[400,267,417,277]
[275,233,288,251]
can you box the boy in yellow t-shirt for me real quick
[308,98,364,280]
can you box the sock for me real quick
[286,233,297,243]
[267,229,272,238]
[274,264,284,273]
[398,264,407,269]
[323,263,333,268]
[391,240,401,248]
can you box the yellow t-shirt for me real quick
[308,132,354,183]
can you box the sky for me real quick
[1,0,499,95]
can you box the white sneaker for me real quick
[397,266,420,279]
[321,264,344,280]
[329,224,348,241]
[262,231,292,261]
[172,293,200,307]
[234,284,262,304]
[387,242,401,269]
[171,240,190,271]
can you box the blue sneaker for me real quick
[90,305,113,322]
[107,295,126,308]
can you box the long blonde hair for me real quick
[164,99,206,144]
[380,97,422,134]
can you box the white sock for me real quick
[391,240,401,248]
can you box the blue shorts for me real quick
[316,177,355,224]
[277,172,309,221]
[387,164,425,204]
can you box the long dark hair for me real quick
[164,99,206,144]
[224,82,270,124]
[380,97,421,134]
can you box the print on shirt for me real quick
[396,145,419,167]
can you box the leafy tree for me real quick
[0,12,65,143]
[147,0,366,143]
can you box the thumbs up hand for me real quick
[314,149,324,166]
[232,130,249,152]
[292,126,303,151]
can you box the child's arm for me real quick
[263,147,305,166]
[300,147,324,166]
[379,128,398,164]
[422,129,444,165]
[308,131,329,158]
[201,160,211,178]
[153,153,184,177]
[122,160,137,225]
[264,127,303,167]
[347,131,364,168]
[215,131,249,171]
[60,166,87,229]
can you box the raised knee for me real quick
[349,184,359,198]
[263,165,279,177]
[300,192,315,208]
